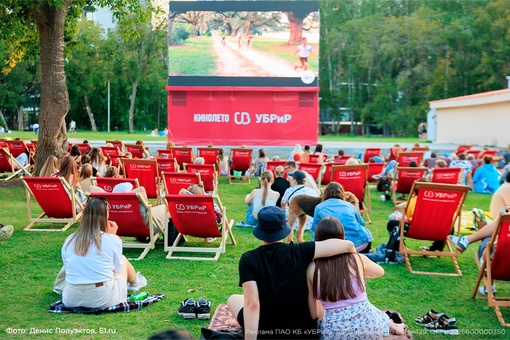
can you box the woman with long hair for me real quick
[88,147,107,175]
[39,155,59,177]
[69,145,82,165]
[136,140,152,159]
[61,197,147,308]
[250,148,269,177]
[243,170,280,226]
[307,217,405,339]
[55,155,87,206]
[79,164,94,195]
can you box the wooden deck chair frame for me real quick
[91,177,140,192]
[430,167,461,184]
[297,162,323,185]
[471,212,510,326]
[396,151,424,167]
[161,171,201,195]
[156,157,179,175]
[320,162,343,186]
[90,192,164,260]
[184,163,218,194]
[22,176,83,232]
[398,182,469,276]
[125,144,149,159]
[387,147,407,161]
[391,166,428,205]
[164,194,236,261]
[331,164,371,223]
[228,148,252,184]
[120,158,160,202]
[363,148,381,163]
[0,147,31,181]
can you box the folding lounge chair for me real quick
[478,149,498,160]
[298,162,323,185]
[430,167,461,184]
[331,164,371,223]
[398,182,468,276]
[396,151,424,167]
[184,163,217,194]
[309,154,328,163]
[120,158,160,202]
[387,147,407,162]
[391,166,428,205]
[363,148,381,163]
[367,162,385,183]
[264,160,287,178]
[90,192,164,260]
[466,149,482,159]
[471,212,510,326]
[0,147,30,181]
[197,147,220,168]
[156,157,179,175]
[161,171,201,195]
[76,143,91,155]
[332,155,352,165]
[321,162,343,186]
[164,194,236,261]
[22,176,83,232]
[91,177,139,192]
[100,146,122,167]
[156,149,174,159]
[167,147,193,167]
[228,148,252,184]
[454,144,472,155]
[6,139,35,173]
[125,144,148,159]
[106,140,125,153]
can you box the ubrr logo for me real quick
[234,112,251,125]
[109,203,132,210]
[34,184,58,189]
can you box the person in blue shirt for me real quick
[473,156,500,194]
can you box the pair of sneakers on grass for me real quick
[178,297,212,320]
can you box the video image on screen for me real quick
[168,1,319,87]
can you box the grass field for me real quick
[1,171,509,339]
[168,37,216,76]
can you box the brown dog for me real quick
[286,192,359,243]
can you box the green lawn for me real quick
[0,131,168,142]
[0,174,508,339]
[168,37,215,76]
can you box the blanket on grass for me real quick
[48,294,164,314]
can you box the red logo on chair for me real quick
[109,203,132,210]
[187,204,207,211]
[34,184,58,189]
[104,185,113,192]
[175,204,186,211]
[130,164,151,170]
[423,191,434,198]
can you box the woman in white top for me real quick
[218,148,229,176]
[61,197,147,309]
[243,170,280,226]
[250,149,269,177]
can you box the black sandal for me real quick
[415,309,442,325]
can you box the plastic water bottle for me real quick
[129,291,149,302]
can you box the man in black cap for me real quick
[227,206,356,339]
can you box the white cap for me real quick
[112,182,133,193]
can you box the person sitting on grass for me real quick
[61,197,147,309]
[307,217,406,338]
[242,170,280,227]
[473,156,500,194]
[227,206,356,339]
[271,166,290,208]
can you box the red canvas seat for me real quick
[161,171,201,195]
[396,151,423,167]
[228,148,253,184]
[90,192,164,260]
[125,144,148,159]
[332,155,352,164]
[331,164,371,223]
[398,182,469,276]
[22,176,83,232]
[197,147,220,167]
[387,147,407,161]
[320,162,343,185]
[430,167,461,184]
[75,143,91,155]
[0,147,31,181]
[156,149,174,159]
[91,177,139,192]
[120,158,160,201]
[465,149,482,159]
[478,149,498,160]
[184,163,217,194]
[164,194,235,261]
[5,139,34,170]
[363,148,381,163]
[391,166,428,205]
[471,212,510,326]
[454,144,472,155]
[309,154,328,163]
[297,162,323,184]
[100,146,122,167]
[106,140,125,153]
[167,147,193,167]
[367,162,385,183]
[264,160,287,178]
[156,157,179,175]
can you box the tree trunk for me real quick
[287,12,304,45]
[17,107,24,131]
[129,80,138,134]
[84,93,97,131]
[0,109,9,131]
[32,2,71,174]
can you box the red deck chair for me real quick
[0,139,6,148]
[0,147,31,181]
[120,158,160,201]
[156,157,179,175]
[454,144,472,155]
[264,160,287,178]
[298,162,323,184]
[321,162,343,186]
[76,143,91,155]
[398,182,469,276]
[363,148,381,163]
[27,141,37,154]
[100,146,122,167]
[197,147,219,167]
[367,162,385,183]
[391,166,428,205]
[471,212,510,326]
[90,192,164,260]
[164,194,235,261]
[411,146,429,153]
[125,144,148,159]
[156,149,174,159]
[332,155,352,164]
[22,176,83,232]
[387,147,407,161]
[168,147,193,167]
[465,149,482,159]
[6,139,35,172]
[228,148,252,184]
[431,167,461,184]
[91,177,139,192]
[309,154,328,163]
[331,164,371,223]
[161,171,201,195]
[396,151,423,167]
[106,140,125,153]
[184,163,217,194]
[478,149,498,160]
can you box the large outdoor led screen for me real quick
[168,1,319,87]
